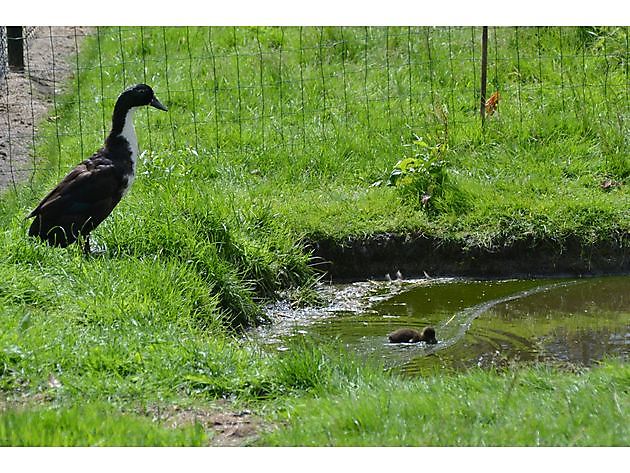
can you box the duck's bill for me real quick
[150,97,168,111]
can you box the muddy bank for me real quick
[308,233,630,282]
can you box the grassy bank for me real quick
[2,341,628,446]
[261,359,630,446]
[0,27,628,445]
[7,27,630,316]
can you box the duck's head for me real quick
[117,84,168,112]
[421,326,438,344]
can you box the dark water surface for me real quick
[260,276,629,373]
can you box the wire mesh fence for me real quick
[1,26,90,191]
[1,26,628,195]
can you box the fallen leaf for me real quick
[485,91,500,116]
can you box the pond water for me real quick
[258,276,630,373]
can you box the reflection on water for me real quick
[259,276,630,373]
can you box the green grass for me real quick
[0,403,207,446]
[0,26,628,446]
[261,359,630,446]
[28,26,629,248]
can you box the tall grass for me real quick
[7,27,624,324]
[261,359,630,446]
[27,26,628,245]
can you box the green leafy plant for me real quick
[388,137,447,185]
[379,135,472,216]
[380,137,453,214]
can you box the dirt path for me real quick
[0,26,90,192]
[143,401,268,446]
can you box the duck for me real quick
[27,84,167,253]
[388,326,438,344]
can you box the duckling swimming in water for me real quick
[388,326,437,344]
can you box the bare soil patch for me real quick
[310,233,630,281]
[142,401,268,446]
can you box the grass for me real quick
[0,402,208,446]
[28,27,630,247]
[260,359,630,446]
[0,26,628,446]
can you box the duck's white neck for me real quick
[119,108,139,169]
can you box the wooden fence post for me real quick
[7,26,24,71]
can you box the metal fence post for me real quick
[7,26,24,71]
[480,26,488,124]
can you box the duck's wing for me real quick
[27,154,123,239]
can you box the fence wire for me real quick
[0,26,628,195]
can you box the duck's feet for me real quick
[82,235,107,256]
[82,235,91,255]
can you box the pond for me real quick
[258,276,630,374]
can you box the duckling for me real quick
[27,84,167,253]
[388,326,438,344]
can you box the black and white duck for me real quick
[27,83,167,253]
